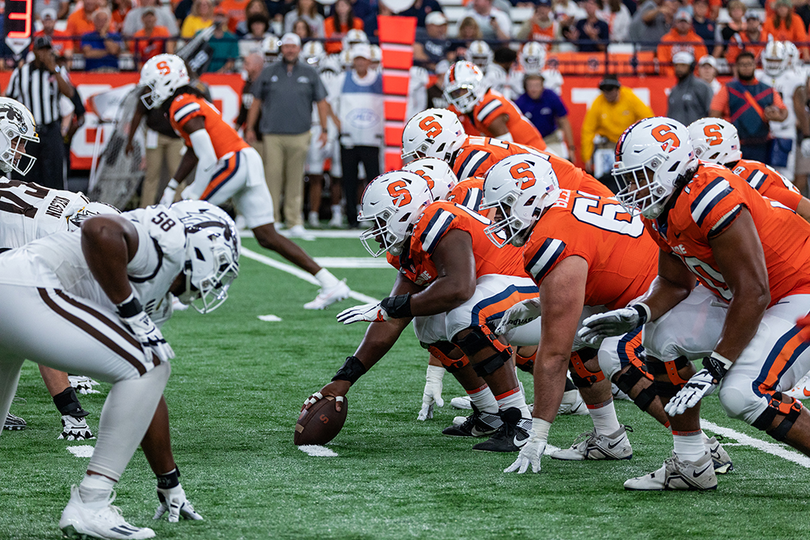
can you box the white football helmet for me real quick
[0,97,39,176]
[480,154,560,247]
[784,41,800,69]
[402,157,459,201]
[139,54,190,110]
[443,61,485,114]
[342,29,369,51]
[301,40,325,67]
[465,40,494,70]
[339,48,353,70]
[67,201,121,232]
[688,118,741,165]
[613,117,697,219]
[171,200,241,314]
[401,108,466,162]
[262,35,280,62]
[358,171,432,257]
[763,40,787,77]
[519,42,546,74]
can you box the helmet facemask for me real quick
[180,228,240,314]
[614,157,674,219]
[446,84,479,114]
[0,132,37,176]
[358,207,412,257]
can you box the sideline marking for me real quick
[240,230,361,239]
[314,257,391,269]
[258,314,282,322]
[701,419,810,469]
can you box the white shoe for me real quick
[612,383,632,401]
[784,372,810,400]
[551,425,633,461]
[69,375,101,395]
[624,451,717,491]
[329,206,343,228]
[704,434,733,474]
[558,388,589,416]
[450,396,472,410]
[59,415,94,441]
[285,224,315,241]
[171,295,189,312]
[308,211,320,228]
[60,485,156,539]
[303,279,350,310]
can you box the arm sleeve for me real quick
[182,129,219,200]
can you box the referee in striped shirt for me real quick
[6,36,81,189]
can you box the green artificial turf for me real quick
[2,235,810,539]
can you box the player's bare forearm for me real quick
[710,209,770,362]
[636,249,696,320]
[172,148,198,184]
[81,216,140,304]
[410,229,476,316]
[126,104,145,151]
[487,114,510,137]
[533,256,588,422]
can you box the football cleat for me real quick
[59,415,95,441]
[558,388,589,415]
[623,451,717,491]
[4,412,26,430]
[69,375,101,395]
[60,485,156,539]
[442,403,502,437]
[612,383,632,401]
[472,408,531,452]
[783,372,810,400]
[308,211,320,229]
[551,425,633,461]
[303,279,351,310]
[705,435,733,474]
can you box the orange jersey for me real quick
[656,29,708,74]
[386,201,527,286]
[725,32,766,66]
[451,136,613,198]
[450,90,546,150]
[644,163,810,305]
[728,159,802,211]
[523,190,658,309]
[446,177,485,214]
[169,93,248,158]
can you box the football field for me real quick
[3,233,810,540]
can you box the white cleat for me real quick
[285,224,316,241]
[704,434,733,474]
[171,295,189,312]
[624,451,717,491]
[784,372,810,400]
[60,485,156,539]
[308,211,320,229]
[551,425,633,461]
[557,388,589,416]
[612,383,632,401]
[59,415,95,441]
[304,279,350,310]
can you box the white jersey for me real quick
[0,205,184,324]
[0,179,89,249]
[756,68,805,139]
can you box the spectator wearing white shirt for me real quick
[459,0,511,40]
[600,0,632,42]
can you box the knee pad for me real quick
[425,341,469,373]
[615,364,656,412]
[752,393,804,441]
[569,349,605,388]
[515,349,535,373]
[452,325,513,377]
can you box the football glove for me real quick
[802,138,810,158]
[664,369,718,416]
[494,298,542,336]
[504,436,546,474]
[154,483,203,523]
[336,302,389,324]
[159,179,178,207]
[417,365,445,421]
[119,310,175,363]
[68,375,101,395]
[577,304,650,346]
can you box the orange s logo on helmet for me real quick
[156,60,171,76]
[651,125,681,153]
[411,169,435,190]
[703,124,723,146]
[387,180,413,207]
[418,116,443,139]
[510,162,536,190]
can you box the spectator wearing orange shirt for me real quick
[516,0,561,47]
[133,8,175,69]
[657,10,709,75]
[763,0,810,60]
[219,0,249,33]
[725,12,766,68]
[34,8,73,59]
[323,0,363,54]
[111,0,132,31]
[66,0,99,48]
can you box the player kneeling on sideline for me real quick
[138,53,349,310]
[304,171,540,452]
[579,117,810,490]
[0,199,238,538]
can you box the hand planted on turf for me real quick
[504,437,546,474]
[303,380,350,412]
[154,483,203,523]
[119,310,174,362]
[664,368,717,416]
[494,298,541,336]
[417,365,444,421]
[578,307,644,346]
[337,302,389,324]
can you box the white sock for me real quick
[315,269,339,289]
[78,474,115,506]
[673,430,706,463]
[468,385,498,414]
[331,204,342,216]
[588,398,621,436]
[496,386,532,419]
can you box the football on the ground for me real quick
[294,396,348,445]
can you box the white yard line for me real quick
[239,229,362,239]
[701,419,810,469]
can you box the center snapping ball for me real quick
[294,396,348,445]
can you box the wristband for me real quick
[380,293,412,318]
[332,356,367,384]
[116,293,143,318]
[702,352,733,382]
[167,178,178,190]
[631,303,651,325]
[156,466,180,489]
